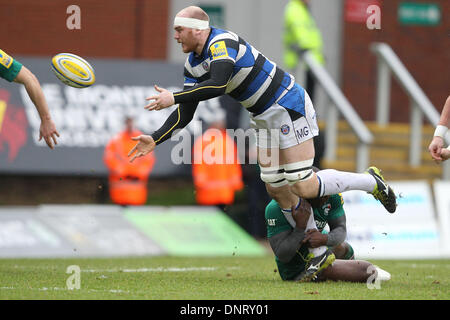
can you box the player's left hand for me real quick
[128,135,156,163]
[302,229,327,248]
[145,85,175,111]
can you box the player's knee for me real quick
[289,175,319,199]
[284,159,314,185]
[260,166,288,188]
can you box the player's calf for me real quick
[332,242,355,260]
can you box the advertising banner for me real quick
[37,205,164,257]
[0,207,74,257]
[341,181,442,259]
[433,180,450,257]
[0,205,267,258]
[0,57,223,176]
[0,205,165,258]
[124,206,267,257]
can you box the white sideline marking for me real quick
[396,263,450,269]
[0,286,129,294]
[83,266,240,273]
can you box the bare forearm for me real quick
[15,67,51,120]
[439,96,450,127]
[25,79,51,120]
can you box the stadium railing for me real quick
[370,42,450,180]
[302,51,373,173]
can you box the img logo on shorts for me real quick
[280,124,290,135]
[296,126,309,139]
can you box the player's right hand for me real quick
[429,136,444,162]
[39,118,60,149]
[128,135,156,163]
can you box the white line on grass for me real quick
[82,266,241,273]
[0,286,129,294]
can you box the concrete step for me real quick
[322,159,442,180]
[335,146,435,164]
[319,121,442,180]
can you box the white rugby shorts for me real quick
[249,84,319,149]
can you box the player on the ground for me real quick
[0,49,59,149]
[266,193,390,283]
[128,5,397,273]
[429,95,450,163]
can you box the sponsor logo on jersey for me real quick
[315,220,327,230]
[296,126,309,139]
[210,41,228,60]
[0,49,13,69]
[267,219,277,226]
[280,124,290,135]
[322,203,331,216]
[202,61,209,71]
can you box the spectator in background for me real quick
[192,119,244,211]
[283,0,325,168]
[429,95,450,163]
[0,49,59,149]
[104,116,155,206]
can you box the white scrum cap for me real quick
[173,16,209,30]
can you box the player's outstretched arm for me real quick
[14,66,59,149]
[145,61,233,111]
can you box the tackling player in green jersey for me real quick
[265,193,391,283]
[0,49,59,149]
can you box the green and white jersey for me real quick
[312,193,345,232]
[0,49,22,82]
[265,194,345,280]
[265,200,309,280]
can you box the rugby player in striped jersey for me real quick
[128,6,397,275]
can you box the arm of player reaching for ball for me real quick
[128,101,199,163]
[14,66,60,149]
[145,60,234,111]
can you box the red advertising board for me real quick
[345,0,381,23]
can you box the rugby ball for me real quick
[51,53,95,88]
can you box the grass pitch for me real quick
[0,256,448,300]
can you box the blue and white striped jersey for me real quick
[183,27,297,116]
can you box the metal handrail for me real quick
[302,51,373,173]
[370,42,450,179]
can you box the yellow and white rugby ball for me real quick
[51,53,95,88]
